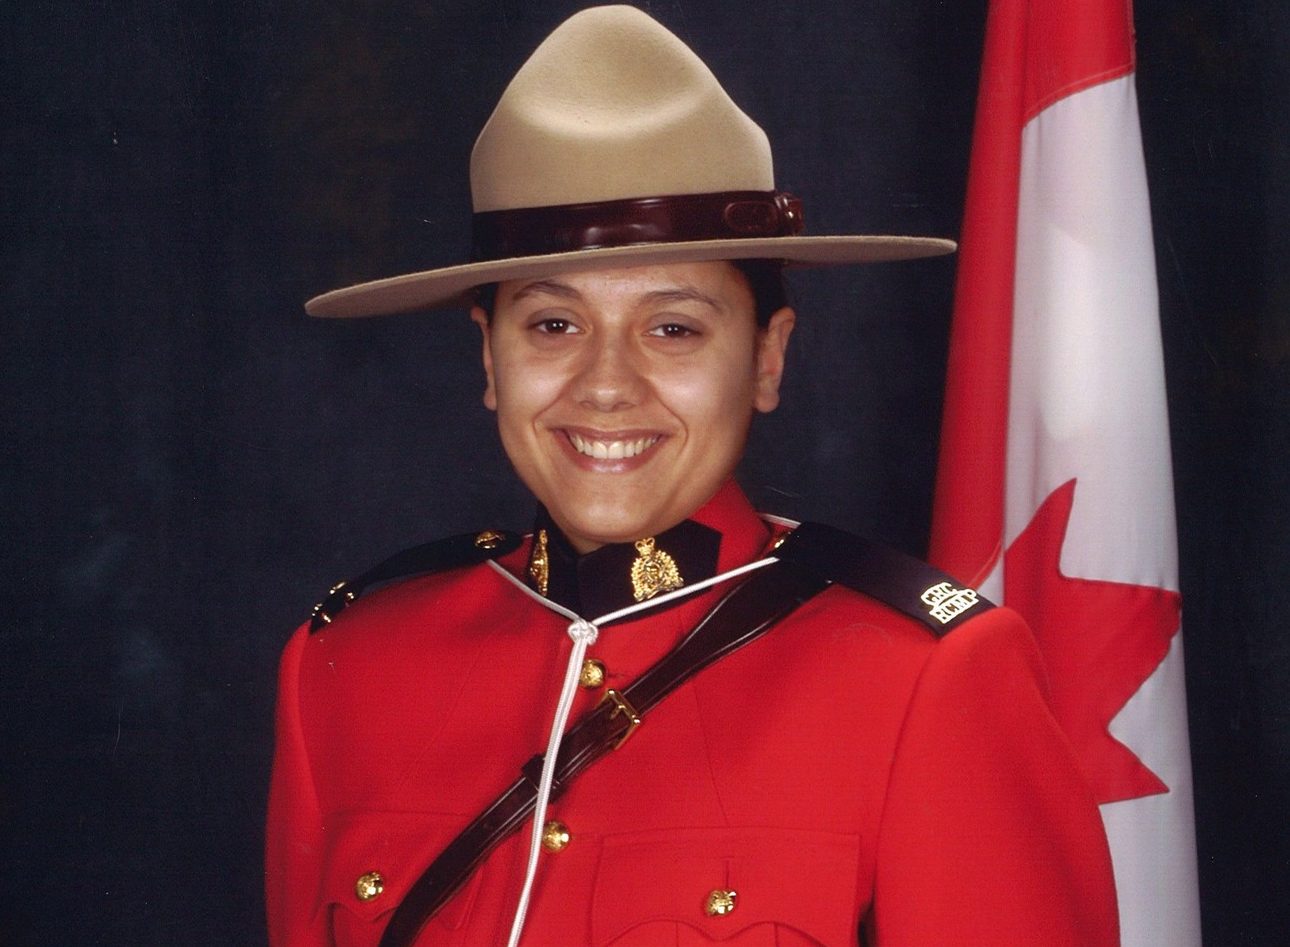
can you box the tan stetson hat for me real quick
[305,5,955,318]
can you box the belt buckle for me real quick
[600,689,642,749]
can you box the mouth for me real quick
[565,431,663,462]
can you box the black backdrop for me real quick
[4,1,1286,944]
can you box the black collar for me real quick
[526,509,722,617]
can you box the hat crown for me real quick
[470,5,773,212]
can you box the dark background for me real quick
[3,1,1286,943]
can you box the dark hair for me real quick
[471,259,789,328]
[732,259,790,328]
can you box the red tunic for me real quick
[266,483,1118,945]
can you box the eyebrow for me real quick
[508,280,724,312]
[509,280,583,302]
[640,287,724,312]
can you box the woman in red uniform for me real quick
[267,7,1118,945]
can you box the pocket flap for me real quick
[591,827,861,944]
[318,810,479,931]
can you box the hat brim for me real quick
[304,234,955,318]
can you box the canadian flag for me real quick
[928,1,1201,944]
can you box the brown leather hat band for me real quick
[470,190,805,262]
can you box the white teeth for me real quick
[568,433,660,460]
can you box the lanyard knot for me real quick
[566,618,599,646]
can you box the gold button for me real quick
[579,658,606,689]
[475,529,503,550]
[354,871,384,902]
[541,820,571,852]
[704,889,737,916]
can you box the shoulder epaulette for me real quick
[308,529,522,632]
[776,521,993,637]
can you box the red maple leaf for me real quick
[1003,479,1181,805]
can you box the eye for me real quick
[647,322,699,339]
[530,315,581,334]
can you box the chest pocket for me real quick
[317,810,483,947]
[591,827,862,946]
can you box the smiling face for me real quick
[472,262,794,553]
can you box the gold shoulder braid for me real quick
[529,528,550,597]
[630,536,684,602]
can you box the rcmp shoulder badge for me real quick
[919,581,981,625]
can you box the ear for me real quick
[470,306,498,411]
[753,307,795,413]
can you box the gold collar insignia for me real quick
[630,536,684,602]
[529,528,550,596]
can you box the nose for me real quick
[575,334,647,412]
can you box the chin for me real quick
[556,503,672,551]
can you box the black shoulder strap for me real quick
[308,529,522,632]
[779,521,994,637]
